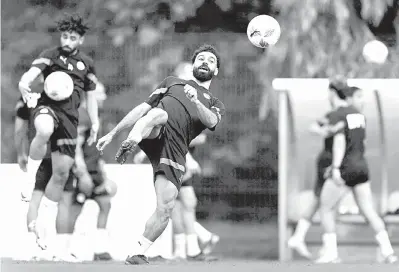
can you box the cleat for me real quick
[187,253,218,262]
[125,254,149,265]
[201,234,220,255]
[94,252,113,261]
[115,140,138,164]
[288,237,312,259]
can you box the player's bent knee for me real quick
[149,108,168,124]
[34,114,54,138]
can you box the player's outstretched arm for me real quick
[96,102,152,152]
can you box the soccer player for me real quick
[288,79,345,259]
[316,86,398,263]
[97,44,225,265]
[18,14,99,249]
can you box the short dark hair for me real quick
[57,13,89,36]
[329,76,348,100]
[191,44,221,68]
[342,86,361,99]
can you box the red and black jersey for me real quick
[31,46,97,122]
[145,76,225,152]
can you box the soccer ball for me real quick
[362,40,388,64]
[44,71,74,101]
[247,15,281,48]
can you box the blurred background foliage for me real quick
[1,0,398,218]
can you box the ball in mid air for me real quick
[44,71,74,101]
[247,15,281,48]
[362,40,389,64]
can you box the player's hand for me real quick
[87,122,100,146]
[96,132,114,153]
[184,84,199,103]
[18,81,32,103]
[331,168,344,186]
[17,154,28,172]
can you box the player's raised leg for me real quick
[125,174,178,265]
[115,108,168,164]
[352,182,398,263]
[28,113,55,181]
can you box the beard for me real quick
[193,65,214,82]
[60,46,76,56]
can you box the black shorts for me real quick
[32,105,78,158]
[139,126,186,191]
[341,159,369,187]
[34,158,75,192]
[314,153,332,197]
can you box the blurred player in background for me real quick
[288,78,345,259]
[57,84,117,262]
[97,44,225,265]
[316,86,397,264]
[18,14,99,250]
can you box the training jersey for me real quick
[31,46,97,122]
[327,105,366,162]
[78,107,101,172]
[145,76,225,155]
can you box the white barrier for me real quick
[0,164,173,260]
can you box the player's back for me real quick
[340,105,366,160]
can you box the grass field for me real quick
[2,220,399,271]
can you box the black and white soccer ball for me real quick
[44,71,74,101]
[247,15,281,48]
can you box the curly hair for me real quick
[56,13,89,36]
[191,44,221,68]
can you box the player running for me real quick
[97,44,225,265]
[316,86,397,263]
[18,14,99,250]
[288,79,345,259]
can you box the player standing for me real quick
[97,44,225,265]
[316,86,397,263]
[18,14,99,249]
[288,79,345,259]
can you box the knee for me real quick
[149,108,168,124]
[34,114,54,139]
[52,166,71,183]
